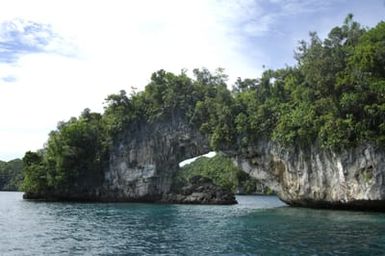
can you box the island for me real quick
[22,16,385,210]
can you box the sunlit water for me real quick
[1,192,385,255]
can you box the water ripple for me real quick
[1,193,385,255]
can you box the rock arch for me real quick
[100,116,211,201]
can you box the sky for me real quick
[0,0,384,161]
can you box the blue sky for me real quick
[0,0,384,160]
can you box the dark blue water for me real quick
[1,192,385,255]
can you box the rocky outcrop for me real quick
[97,115,237,204]
[161,175,237,204]
[231,140,385,211]
[23,114,238,204]
[99,116,213,202]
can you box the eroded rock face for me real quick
[231,140,385,210]
[100,117,211,202]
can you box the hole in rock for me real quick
[178,151,216,167]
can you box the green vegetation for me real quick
[176,154,269,194]
[233,15,385,150]
[22,111,106,193]
[0,159,23,191]
[22,15,385,195]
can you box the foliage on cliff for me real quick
[22,16,385,194]
[233,15,385,150]
[0,159,23,191]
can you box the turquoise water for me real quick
[1,192,385,255]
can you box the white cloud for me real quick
[0,0,265,160]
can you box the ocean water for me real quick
[1,192,385,255]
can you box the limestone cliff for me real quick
[100,117,211,201]
[231,140,385,210]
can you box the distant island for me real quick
[21,15,385,210]
[0,159,23,191]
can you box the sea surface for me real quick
[1,192,385,255]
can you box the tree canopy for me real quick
[233,15,385,150]
[0,159,23,191]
